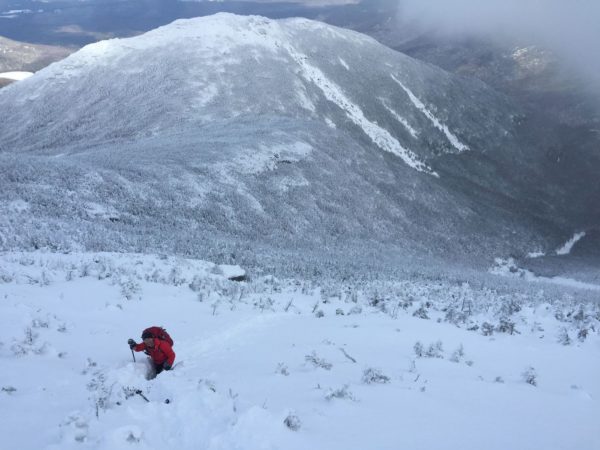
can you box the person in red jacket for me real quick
[128,330,175,375]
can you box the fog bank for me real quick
[397,0,600,91]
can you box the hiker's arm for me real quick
[133,342,146,352]
[161,342,176,366]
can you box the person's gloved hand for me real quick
[128,338,136,349]
[163,363,172,371]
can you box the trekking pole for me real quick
[131,348,136,362]
[135,390,150,402]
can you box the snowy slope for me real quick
[1,251,598,449]
[0,14,506,162]
[0,14,576,268]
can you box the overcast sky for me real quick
[397,0,600,89]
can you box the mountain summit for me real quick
[0,14,586,271]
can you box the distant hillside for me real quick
[0,35,72,85]
[0,14,592,272]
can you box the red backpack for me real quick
[142,326,174,346]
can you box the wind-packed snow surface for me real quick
[0,13,574,266]
[0,251,598,450]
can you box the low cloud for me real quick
[397,0,600,90]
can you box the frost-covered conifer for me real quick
[325,385,355,401]
[496,318,517,335]
[413,305,429,320]
[425,341,444,358]
[305,351,332,370]
[450,344,465,363]
[284,414,301,431]
[276,363,290,376]
[522,367,538,386]
[119,277,141,301]
[557,327,572,345]
[481,322,494,336]
[362,367,390,384]
[414,341,424,358]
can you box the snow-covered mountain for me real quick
[0,13,584,271]
[1,14,599,449]
[370,27,600,228]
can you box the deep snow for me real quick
[1,251,598,449]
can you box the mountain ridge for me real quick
[0,13,583,271]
